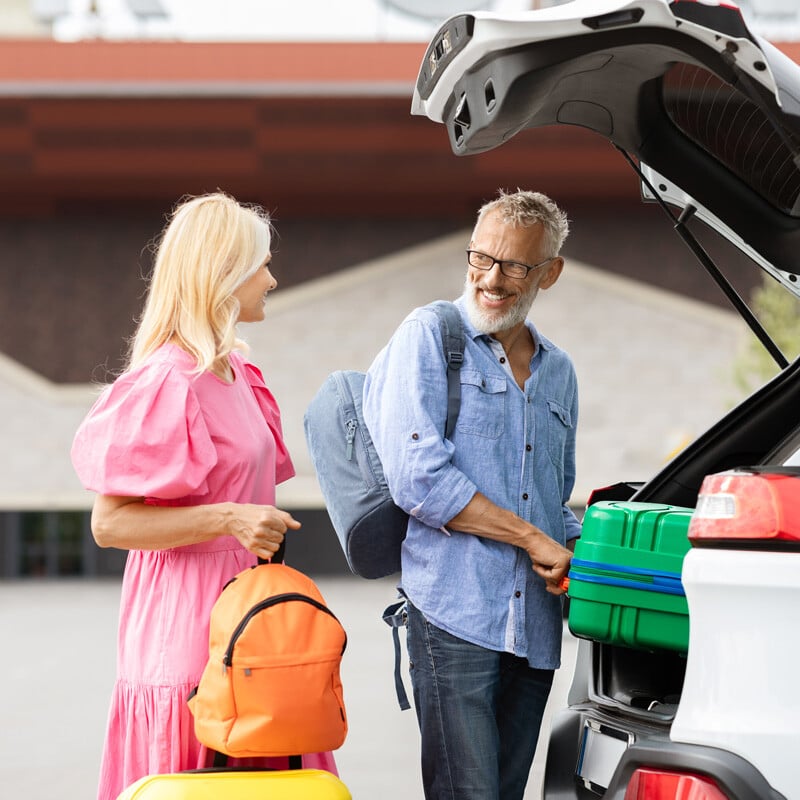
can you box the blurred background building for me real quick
[0,0,797,578]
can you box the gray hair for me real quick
[473,189,570,256]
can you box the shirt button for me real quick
[522,493,529,500]
[499,357,506,364]
[411,433,419,441]
[526,444,532,452]
[514,591,521,598]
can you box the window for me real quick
[0,511,127,577]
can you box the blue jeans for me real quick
[405,600,554,800]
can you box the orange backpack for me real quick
[188,562,348,758]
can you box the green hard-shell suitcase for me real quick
[567,501,694,653]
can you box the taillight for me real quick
[689,470,800,543]
[624,768,730,799]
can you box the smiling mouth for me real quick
[479,287,514,303]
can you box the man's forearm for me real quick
[447,491,542,548]
[446,492,572,592]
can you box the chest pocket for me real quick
[456,370,507,439]
[546,398,573,462]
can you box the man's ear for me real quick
[539,257,564,290]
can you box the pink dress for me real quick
[71,344,337,800]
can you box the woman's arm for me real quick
[91,494,301,560]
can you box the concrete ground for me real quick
[0,577,578,800]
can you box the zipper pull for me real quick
[345,419,357,461]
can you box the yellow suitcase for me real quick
[117,769,351,800]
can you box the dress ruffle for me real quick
[99,678,338,800]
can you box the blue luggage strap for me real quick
[569,557,686,596]
[382,600,411,711]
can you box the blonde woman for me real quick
[71,193,337,800]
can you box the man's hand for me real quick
[446,492,572,594]
[526,531,572,595]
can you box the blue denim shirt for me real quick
[363,298,581,668]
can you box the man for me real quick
[363,189,580,800]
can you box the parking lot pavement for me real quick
[0,577,578,800]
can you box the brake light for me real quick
[625,768,730,799]
[689,471,800,542]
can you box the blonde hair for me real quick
[473,189,570,256]
[128,192,272,375]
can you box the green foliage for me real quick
[732,274,800,395]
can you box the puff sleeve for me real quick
[71,363,218,500]
[241,361,295,485]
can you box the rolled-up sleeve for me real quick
[363,313,477,531]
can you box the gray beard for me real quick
[462,275,538,335]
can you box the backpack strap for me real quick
[382,600,411,711]
[426,300,464,440]
[208,750,302,770]
[380,303,464,712]
[256,538,286,566]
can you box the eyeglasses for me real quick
[466,249,554,279]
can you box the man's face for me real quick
[463,210,562,336]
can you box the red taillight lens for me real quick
[624,768,730,800]
[689,471,800,543]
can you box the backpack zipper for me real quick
[223,592,346,666]
[345,418,357,461]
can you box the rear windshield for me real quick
[662,62,800,217]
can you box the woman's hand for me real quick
[223,503,302,560]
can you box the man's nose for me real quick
[484,262,505,285]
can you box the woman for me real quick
[71,192,337,800]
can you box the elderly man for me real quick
[363,189,580,800]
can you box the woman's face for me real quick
[233,256,277,323]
